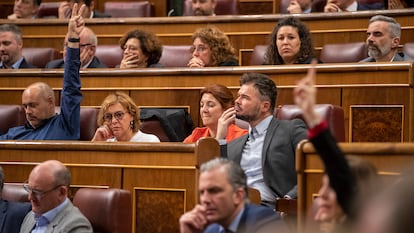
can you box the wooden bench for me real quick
[296,140,414,232]
[0,138,219,233]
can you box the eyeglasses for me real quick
[190,45,208,53]
[103,111,126,122]
[23,181,63,199]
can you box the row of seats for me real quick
[36,0,239,18]
[2,183,132,233]
[22,42,414,69]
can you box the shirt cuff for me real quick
[308,120,328,139]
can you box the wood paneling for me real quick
[0,62,413,141]
[0,138,220,233]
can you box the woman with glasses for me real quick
[92,92,160,142]
[187,26,238,68]
[183,84,247,143]
[118,29,163,68]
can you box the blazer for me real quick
[204,204,282,233]
[0,200,31,233]
[45,56,107,68]
[360,52,410,62]
[19,200,92,233]
[222,117,307,198]
[19,58,37,68]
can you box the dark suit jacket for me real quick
[45,56,107,68]
[204,204,281,233]
[0,199,31,233]
[222,117,307,199]
[18,58,37,68]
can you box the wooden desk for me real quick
[296,140,414,232]
[0,138,219,233]
[1,9,413,65]
[0,62,413,142]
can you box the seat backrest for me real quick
[182,0,239,15]
[22,47,61,68]
[80,107,99,141]
[95,45,124,68]
[73,188,132,233]
[0,105,26,135]
[250,45,267,65]
[104,1,154,17]
[403,42,414,59]
[159,45,192,67]
[36,2,60,18]
[319,42,368,63]
[2,183,29,202]
[140,116,171,142]
[275,104,345,142]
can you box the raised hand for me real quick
[68,3,86,40]
[324,0,341,12]
[293,60,321,128]
[216,107,236,140]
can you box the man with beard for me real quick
[7,0,41,19]
[0,24,36,69]
[220,73,307,209]
[360,15,412,62]
[191,0,216,16]
[179,158,283,233]
[0,3,84,140]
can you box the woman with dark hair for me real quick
[183,84,247,143]
[92,92,160,142]
[119,29,163,68]
[188,26,239,67]
[265,17,316,65]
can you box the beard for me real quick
[367,43,391,60]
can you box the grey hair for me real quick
[369,15,401,38]
[0,24,23,42]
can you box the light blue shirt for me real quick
[240,115,277,202]
[219,207,245,233]
[31,198,70,233]
[0,57,23,69]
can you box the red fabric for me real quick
[183,124,247,143]
[308,120,328,139]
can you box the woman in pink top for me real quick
[183,84,247,143]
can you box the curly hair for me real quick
[97,92,140,132]
[191,26,237,66]
[265,17,314,65]
[119,29,163,67]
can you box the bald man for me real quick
[0,4,85,140]
[46,27,107,68]
[19,160,92,233]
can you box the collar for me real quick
[303,7,311,13]
[249,115,273,136]
[224,206,245,232]
[0,56,24,69]
[35,198,69,225]
[82,57,94,68]
[345,1,357,11]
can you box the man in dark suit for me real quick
[179,158,284,233]
[58,0,111,18]
[221,73,307,208]
[360,15,413,62]
[0,24,36,69]
[8,0,41,19]
[46,26,107,68]
[0,166,31,233]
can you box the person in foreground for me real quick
[19,160,92,233]
[0,3,84,140]
[118,29,163,68]
[222,72,307,208]
[179,157,284,233]
[294,61,379,233]
[46,26,107,68]
[188,26,238,67]
[0,166,31,233]
[360,15,412,62]
[183,84,247,143]
[265,17,316,65]
[92,92,160,142]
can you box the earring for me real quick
[130,120,134,129]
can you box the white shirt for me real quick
[107,130,160,142]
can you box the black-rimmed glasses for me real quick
[23,181,63,199]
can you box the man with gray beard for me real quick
[360,15,412,62]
